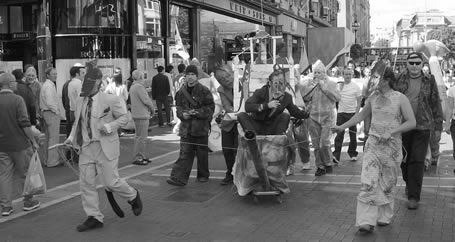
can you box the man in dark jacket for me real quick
[12,69,37,126]
[393,52,443,210]
[152,65,171,127]
[237,69,309,135]
[167,65,215,186]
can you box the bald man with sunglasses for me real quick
[393,52,443,210]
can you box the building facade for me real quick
[396,10,455,48]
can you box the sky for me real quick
[370,0,455,32]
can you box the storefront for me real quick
[277,11,308,66]
[1,0,280,83]
[0,1,41,73]
[170,0,280,74]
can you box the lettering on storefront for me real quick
[229,1,275,24]
[12,32,30,40]
[80,36,113,58]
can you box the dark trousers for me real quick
[451,121,455,160]
[156,97,171,126]
[170,135,209,184]
[65,111,75,137]
[221,124,238,178]
[400,129,430,201]
[237,112,290,135]
[333,112,358,160]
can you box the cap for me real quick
[73,63,84,67]
[406,52,424,61]
[185,65,198,76]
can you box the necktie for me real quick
[86,97,93,139]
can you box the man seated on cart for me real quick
[234,69,309,197]
[237,69,309,135]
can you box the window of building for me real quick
[200,10,272,73]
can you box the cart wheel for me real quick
[275,194,283,204]
[253,195,259,204]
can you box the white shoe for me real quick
[286,165,295,176]
[301,163,312,170]
[351,156,357,161]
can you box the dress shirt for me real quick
[39,79,59,114]
[68,77,82,111]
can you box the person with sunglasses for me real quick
[393,52,443,210]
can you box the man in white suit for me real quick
[65,64,142,232]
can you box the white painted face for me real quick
[313,70,325,81]
[270,73,286,99]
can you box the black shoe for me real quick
[220,176,233,185]
[76,216,103,232]
[128,189,143,216]
[407,199,419,210]
[332,158,339,164]
[197,177,209,183]
[325,165,333,174]
[315,168,326,176]
[166,178,186,186]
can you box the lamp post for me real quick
[351,20,361,44]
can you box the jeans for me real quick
[308,118,333,169]
[429,129,441,160]
[156,97,171,126]
[42,111,61,167]
[221,124,238,178]
[0,147,34,207]
[237,112,290,135]
[170,135,209,184]
[400,129,430,201]
[133,119,150,160]
[333,112,358,160]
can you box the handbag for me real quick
[23,151,47,196]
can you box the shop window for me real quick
[55,0,130,34]
[200,10,272,73]
[10,6,23,32]
[0,6,8,33]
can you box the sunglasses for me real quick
[408,61,422,66]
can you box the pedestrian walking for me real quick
[166,65,215,186]
[299,60,340,176]
[40,67,62,167]
[105,67,128,103]
[332,68,362,163]
[332,67,416,233]
[64,64,142,232]
[0,73,41,216]
[214,65,238,185]
[130,70,154,165]
[152,66,172,127]
[12,69,37,127]
[24,65,41,128]
[394,52,443,210]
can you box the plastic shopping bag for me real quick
[23,151,47,196]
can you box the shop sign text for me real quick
[229,1,275,24]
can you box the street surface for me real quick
[1,125,455,242]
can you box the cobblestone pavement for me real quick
[1,132,455,242]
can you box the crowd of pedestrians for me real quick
[0,49,451,235]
